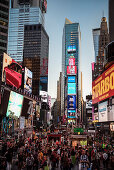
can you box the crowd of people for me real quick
[0,134,114,170]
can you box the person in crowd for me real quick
[80,149,89,170]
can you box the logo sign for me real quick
[68,83,76,95]
[92,64,114,104]
[69,58,75,66]
[98,101,108,122]
[68,76,76,83]
[67,66,77,75]
[67,95,76,110]
[68,110,76,113]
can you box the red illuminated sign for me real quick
[92,64,114,104]
[67,66,77,75]
[69,58,75,66]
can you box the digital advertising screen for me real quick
[92,64,114,104]
[67,45,76,53]
[6,91,23,118]
[98,101,108,122]
[68,76,76,83]
[67,95,76,110]
[67,66,77,75]
[2,53,22,89]
[40,90,48,102]
[40,76,48,91]
[24,67,32,94]
[67,112,76,118]
[68,83,76,95]
[92,112,98,123]
[69,58,75,66]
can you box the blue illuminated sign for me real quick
[67,95,76,110]
[67,45,76,53]
[68,83,76,95]
[68,76,75,83]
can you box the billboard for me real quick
[21,98,36,118]
[86,100,92,109]
[40,90,48,102]
[20,116,25,129]
[68,83,76,95]
[2,53,22,89]
[40,76,48,91]
[92,64,114,104]
[69,58,75,66]
[68,76,76,83]
[98,101,108,122]
[24,67,32,93]
[67,66,77,75]
[67,112,76,118]
[6,91,23,118]
[67,45,76,53]
[67,95,76,110]
[92,112,98,123]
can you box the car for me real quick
[3,62,22,89]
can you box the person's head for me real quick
[82,150,86,155]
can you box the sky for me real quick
[45,0,108,100]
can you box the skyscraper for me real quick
[109,0,114,42]
[23,24,49,96]
[92,28,100,63]
[7,0,47,62]
[92,17,109,81]
[61,18,81,123]
[0,0,9,56]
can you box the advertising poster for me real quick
[40,90,48,102]
[36,105,40,118]
[68,76,76,83]
[2,53,22,89]
[6,91,23,118]
[86,100,92,109]
[67,66,77,75]
[98,101,108,122]
[110,123,114,132]
[67,95,76,110]
[69,58,75,66]
[92,64,114,104]
[40,76,48,91]
[68,83,76,95]
[24,67,32,93]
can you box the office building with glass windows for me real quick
[7,0,47,62]
[0,0,9,56]
[92,28,100,63]
[61,18,81,122]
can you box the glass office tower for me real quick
[7,0,47,62]
[61,18,81,120]
[92,28,100,63]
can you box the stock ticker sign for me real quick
[92,64,114,104]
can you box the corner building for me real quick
[7,0,47,62]
[61,19,81,123]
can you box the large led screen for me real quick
[67,112,76,118]
[69,58,75,66]
[67,66,77,75]
[2,53,22,89]
[68,76,76,83]
[67,45,76,53]
[92,64,114,104]
[98,101,108,122]
[40,77,48,91]
[24,67,32,93]
[6,91,23,118]
[68,83,76,95]
[67,95,76,110]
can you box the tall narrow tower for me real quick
[61,18,81,125]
